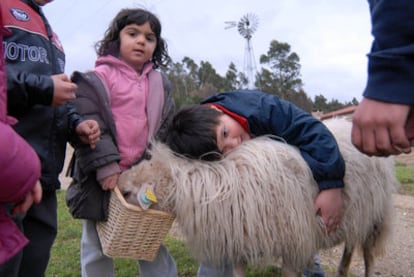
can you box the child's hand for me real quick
[12,181,42,215]
[99,173,120,191]
[51,74,77,107]
[314,188,344,235]
[76,120,101,149]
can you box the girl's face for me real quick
[215,114,251,155]
[119,22,157,73]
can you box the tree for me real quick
[182,56,199,87]
[256,67,282,96]
[164,40,356,111]
[197,61,223,90]
[350,97,359,106]
[165,58,224,107]
[258,39,303,99]
[313,94,328,112]
[326,98,345,112]
[223,62,248,91]
[289,89,313,113]
[165,61,192,107]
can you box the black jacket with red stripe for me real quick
[1,0,82,190]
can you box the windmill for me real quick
[225,13,259,90]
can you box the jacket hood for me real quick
[95,55,153,80]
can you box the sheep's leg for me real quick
[362,240,376,277]
[361,222,385,277]
[335,243,354,277]
[233,262,246,277]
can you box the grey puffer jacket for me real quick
[66,70,175,220]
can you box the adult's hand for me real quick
[351,97,411,156]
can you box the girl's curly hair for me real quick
[94,8,170,68]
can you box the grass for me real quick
[46,191,283,277]
[46,164,414,276]
[395,162,414,196]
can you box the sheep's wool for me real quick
[118,118,399,271]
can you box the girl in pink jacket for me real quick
[0,15,42,265]
[67,8,177,277]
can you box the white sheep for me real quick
[118,118,399,277]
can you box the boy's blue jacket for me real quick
[201,90,345,191]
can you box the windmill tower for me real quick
[225,13,259,90]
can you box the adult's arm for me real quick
[363,0,414,104]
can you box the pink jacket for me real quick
[95,55,164,171]
[0,15,41,264]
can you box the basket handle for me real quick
[113,186,146,212]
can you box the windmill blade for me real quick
[224,21,237,30]
[238,13,259,38]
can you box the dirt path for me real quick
[319,193,414,277]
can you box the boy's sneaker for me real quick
[303,254,325,277]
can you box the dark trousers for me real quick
[0,190,58,277]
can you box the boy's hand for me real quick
[76,120,101,149]
[51,74,77,107]
[314,188,344,235]
[12,181,43,215]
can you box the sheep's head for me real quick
[117,152,174,212]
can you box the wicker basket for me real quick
[96,187,175,261]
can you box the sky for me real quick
[43,0,373,103]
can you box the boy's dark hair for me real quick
[95,8,170,68]
[166,105,223,161]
